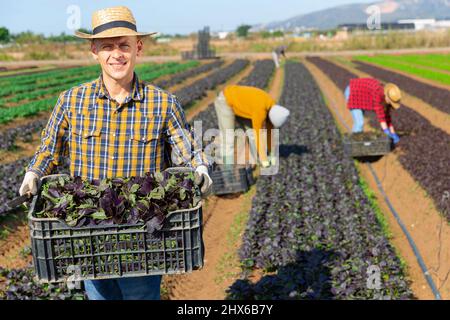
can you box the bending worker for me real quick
[18,6,212,300]
[272,45,287,68]
[345,78,402,144]
[214,85,290,168]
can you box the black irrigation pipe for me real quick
[323,89,442,300]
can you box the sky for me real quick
[0,0,375,35]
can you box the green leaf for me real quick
[154,172,164,183]
[129,193,136,206]
[91,210,108,220]
[149,186,165,200]
[179,188,186,200]
[58,176,66,187]
[130,184,140,194]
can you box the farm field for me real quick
[0,48,449,301]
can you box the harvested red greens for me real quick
[34,171,201,231]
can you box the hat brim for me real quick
[75,29,158,39]
[390,101,401,109]
[385,96,401,109]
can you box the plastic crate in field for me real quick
[211,165,255,195]
[29,169,204,284]
[343,132,392,157]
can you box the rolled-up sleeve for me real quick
[166,97,209,169]
[28,93,69,177]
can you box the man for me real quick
[272,45,287,68]
[18,6,212,300]
[214,84,290,168]
[344,78,402,144]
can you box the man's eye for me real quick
[121,45,130,49]
[102,45,112,50]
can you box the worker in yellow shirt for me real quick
[214,85,290,168]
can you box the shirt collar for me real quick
[96,72,145,102]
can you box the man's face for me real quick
[91,36,143,81]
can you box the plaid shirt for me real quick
[347,78,391,126]
[28,73,208,180]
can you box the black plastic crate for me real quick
[211,165,255,195]
[28,169,204,283]
[343,132,392,157]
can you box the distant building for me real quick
[217,32,230,40]
[398,19,450,30]
[339,22,415,32]
[156,37,172,44]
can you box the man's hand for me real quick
[391,133,400,144]
[194,165,213,197]
[383,128,393,138]
[19,171,39,196]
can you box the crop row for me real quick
[174,59,249,107]
[0,62,190,99]
[0,267,86,300]
[354,55,450,86]
[307,57,450,220]
[0,62,198,107]
[0,63,159,106]
[0,65,101,88]
[364,54,450,73]
[353,60,450,115]
[155,60,224,89]
[227,61,412,300]
[0,62,199,124]
[0,119,47,151]
[238,60,275,89]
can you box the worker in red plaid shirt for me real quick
[345,78,402,144]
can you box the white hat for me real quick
[268,105,290,128]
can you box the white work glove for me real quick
[260,160,270,168]
[19,171,39,196]
[268,155,277,167]
[194,165,213,197]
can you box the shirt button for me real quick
[111,156,115,160]
[112,133,116,137]
[142,138,146,142]
[83,134,89,138]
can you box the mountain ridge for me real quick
[252,0,450,31]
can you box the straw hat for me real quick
[75,6,157,39]
[384,83,402,109]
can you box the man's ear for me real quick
[136,38,144,57]
[90,40,99,61]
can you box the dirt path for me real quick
[269,66,284,100]
[328,57,450,136]
[163,191,254,299]
[304,58,450,300]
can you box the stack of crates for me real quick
[181,26,217,60]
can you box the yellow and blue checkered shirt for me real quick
[28,73,208,180]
